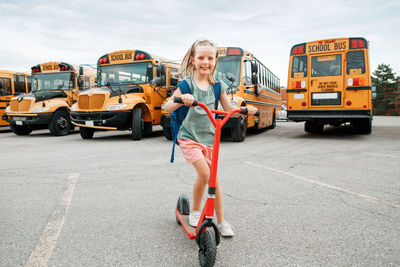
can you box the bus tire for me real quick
[10,123,32,135]
[355,119,372,134]
[80,127,94,139]
[49,109,71,136]
[231,116,247,142]
[268,111,276,129]
[305,121,323,133]
[131,107,142,140]
[163,126,172,140]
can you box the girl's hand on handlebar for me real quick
[180,94,195,107]
[245,105,258,116]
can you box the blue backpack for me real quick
[170,79,221,163]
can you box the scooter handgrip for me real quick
[240,108,260,116]
[173,96,197,106]
[173,96,183,104]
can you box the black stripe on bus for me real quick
[286,89,307,93]
[346,86,371,91]
[244,90,281,102]
[0,107,6,109]
[245,100,281,108]
[0,100,10,103]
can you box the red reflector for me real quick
[296,81,301,88]
[354,78,359,86]
[363,105,367,108]
[346,101,352,106]
[301,101,306,107]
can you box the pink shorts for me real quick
[178,139,213,167]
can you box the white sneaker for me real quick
[218,221,235,237]
[189,211,201,227]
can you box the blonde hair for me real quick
[178,39,218,84]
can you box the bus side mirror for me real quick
[170,77,178,86]
[78,77,84,87]
[251,74,257,85]
[251,62,258,74]
[226,73,236,84]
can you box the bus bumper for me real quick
[288,109,371,122]
[70,111,131,130]
[5,113,53,125]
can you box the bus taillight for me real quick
[347,78,365,87]
[292,80,306,89]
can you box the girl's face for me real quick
[192,45,216,77]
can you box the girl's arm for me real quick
[219,92,258,116]
[164,88,195,113]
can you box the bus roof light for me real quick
[350,38,367,49]
[103,58,108,63]
[136,54,140,60]
[291,44,306,55]
[99,58,104,64]
[228,48,242,56]
[140,53,145,60]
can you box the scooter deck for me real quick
[179,214,196,231]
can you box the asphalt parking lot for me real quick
[1,116,399,266]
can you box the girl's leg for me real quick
[214,177,224,224]
[192,158,210,212]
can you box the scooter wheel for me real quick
[198,230,217,267]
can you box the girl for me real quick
[165,39,257,237]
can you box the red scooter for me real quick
[173,96,259,266]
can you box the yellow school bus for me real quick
[70,49,180,140]
[287,37,372,134]
[0,70,31,127]
[161,47,282,142]
[4,62,96,135]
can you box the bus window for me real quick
[291,56,307,78]
[312,54,342,77]
[13,74,27,94]
[244,60,252,85]
[0,78,11,95]
[347,50,365,74]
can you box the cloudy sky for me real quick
[1,0,399,86]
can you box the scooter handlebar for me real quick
[173,96,197,106]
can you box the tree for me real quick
[372,64,399,115]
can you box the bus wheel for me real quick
[80,127,94,139]
[268,112,276,129]
[163,126,172,140]
[49,110,71,136]
[231,116,247,142]
[355,119,372,134]
[305,121,323,133]
[10,123,32,135]
[131,107,142,140]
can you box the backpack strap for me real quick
[170,80,191,163]
[212,81,221,110]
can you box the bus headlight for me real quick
[107,104,127,111]
[33,107,50,113]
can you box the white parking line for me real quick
[25,173,79,267]
[365,152,400,158]
[243,161,400,209]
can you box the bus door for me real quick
[309,53,344,108]
[344,49,370,109]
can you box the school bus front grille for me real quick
[10,99,33,112]
[78,95,89,109]
[89,94,105,109]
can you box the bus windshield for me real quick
[215,56,241,87]
[32,72,73,91]
[97,62,153,86]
